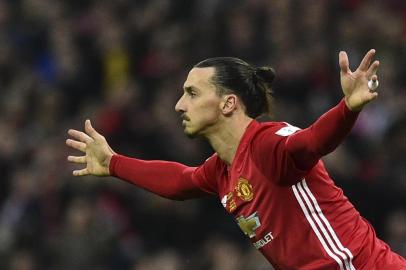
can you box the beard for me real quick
[182,121,206,139]
[181,116,197,138]
[183,125,198,138]
[180,114,219,139]
[185,131,197,138]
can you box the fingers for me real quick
[68,129,93,144]
[368,90,379,101]
[66,139,86,152]
[339,51,350,74]
[85,119,102,140]
[366,60,380,79]
[73,168,89,177]
[67,155,86,164]
[366,75,379,100]
[358,49,375,72]
[369,75,379,92]
[371,74,378,81]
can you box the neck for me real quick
[205,114,253,165]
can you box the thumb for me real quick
[85,119,100,139]
[339,51,350,74]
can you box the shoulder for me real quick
[190,153,225,195]
[251,121,302,144]
[197,153,226,178]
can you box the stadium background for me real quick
[0,0,404,269]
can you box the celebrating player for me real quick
[66,49,406,269]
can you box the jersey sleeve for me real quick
[285,99,359,169]
[252,99,359,185]
[190,154,219,195]
[109,154,218,200]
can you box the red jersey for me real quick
[110,100,406,270]
[190,120,406,270]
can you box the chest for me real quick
[218,156,275,218]
[217,156,284,246]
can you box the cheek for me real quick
[196,100,220,122]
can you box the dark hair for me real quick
[194,57,275,118]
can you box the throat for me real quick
[213,141,238,166]
[206,119,253,165]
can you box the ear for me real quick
[220,94,238,115]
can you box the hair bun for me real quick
[254,67,276,85]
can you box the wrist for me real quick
[344,96,363,112]
[105,153,114,176]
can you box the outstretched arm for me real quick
[109,155,210,200]
[286,49,380,170]
[66,120,209,200]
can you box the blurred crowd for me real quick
[0,0,405,269]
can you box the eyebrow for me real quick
[184,86,199,93]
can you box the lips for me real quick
[181,114,190,121]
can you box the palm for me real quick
[339,49,380,111]
[86,145,106,175]
[87,139,115,175]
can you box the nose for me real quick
[175,94,185,113]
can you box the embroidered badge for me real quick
[235,178,254,202]
[275,123,301,136]
[221,192,237,212]
[228,192,237,211]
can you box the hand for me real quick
[339,49,380,111]
[66,119,115,176]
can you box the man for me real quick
[66,49,406,269]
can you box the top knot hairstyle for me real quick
[194,57,275,118]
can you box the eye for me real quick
[183,86,198,98]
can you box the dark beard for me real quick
[184,129,197,138]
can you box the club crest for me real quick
[235,177,253,201]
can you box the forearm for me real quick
[285,99,359,170]
[109,155,204,200]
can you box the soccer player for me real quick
[66,49,406,269]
